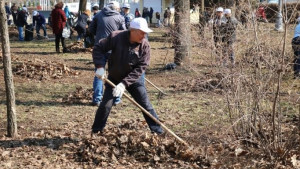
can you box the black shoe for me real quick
[63,48,70,53]
[91,102,100,106]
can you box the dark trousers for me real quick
[92,76,163,134]
[292,37,300,75]
[36,24,47,38]
[55,33,66,52]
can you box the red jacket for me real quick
[51,7,66,34]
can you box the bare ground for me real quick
[0,25,299,168]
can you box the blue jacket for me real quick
[294,23,300,38]
[33,13,46,26]
[123,13,134,29]
[5,5,11,14]
[89,7,126,45]
[64,6,70,19]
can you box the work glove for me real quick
[113,83,126,98]
[95,67,105,80]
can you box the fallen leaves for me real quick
[66,41,93,53]
[73,120,210,168]
[13,59,80,80]
[170,73,224,93]
[62,86,93,104]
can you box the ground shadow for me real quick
[0,137,77,150]
[14,51,57,55]
[72,66,94,71]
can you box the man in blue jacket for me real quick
[92,18,163,135]
[33,11,48,39]
[89,1,126,106]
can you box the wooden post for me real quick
[0,0,17,138]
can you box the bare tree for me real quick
[99,0,105,10]
[173,0,191,66]
[78,0,87,14]
[0,0,17,137]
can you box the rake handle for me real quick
[104,78,188,146]
[145,77,168,95]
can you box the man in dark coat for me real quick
[51,2,68,53]
[11,3,18,25]
[91,18,163,135]
[16,7,28,41]
[89,1,126,106]
[75,10,91,41]
[33,11,48,39]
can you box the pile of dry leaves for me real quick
[66,41,93,53]
[62,86,93,104]
[13,59,80,80]
[170,73,224,93]
[74,120,210,168]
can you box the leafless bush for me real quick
[161,0,300,166]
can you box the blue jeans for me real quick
[92,75,163,134]
[292,37,300,75]
[36,24,47,38]
[93,68,104,104]
[17,26,24,41]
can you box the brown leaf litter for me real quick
[170,72,224,93]
[62,86,93,104]
[13,59,80,80]
[66,41,93,53]
[73,120,210,168]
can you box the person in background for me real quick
[292,13,300,78]
[135,8,141,18]
[64,5,74,39]
[209,7,226,61]
[5,3,11,23]
[75,10,91,42]
[222,9,238,65]
[11,3,18,25]
[166,7,171,26]
[32,11,48,39]
[51,2,68,53]
[142,7,149,23]
[256,4,268,23]
[92,4,100,18]
[149,7,154,24]
[155,12,161,27]
[91,18,163,136]
[122,3,134,29]
[89,1,126,106]
[16,7,28,41]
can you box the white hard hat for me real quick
[108,1,120,9]
[123,3,130,9]
[93,4,99,8]
[224,9,231,14]
[33,11,39,16]
[216,7,223,12]
[130,18,153,33]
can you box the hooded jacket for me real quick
[51,5,66,35]
[89,7,126,45]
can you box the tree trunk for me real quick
[99,0,105,10]
[0,0,17,138]
[78,0,87,14]
[173,0,191,66]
